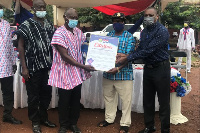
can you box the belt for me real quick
[145,60,169,69]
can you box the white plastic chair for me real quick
[170,51,187,81]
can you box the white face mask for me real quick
[143,17,155,27]
[35,11,47,18]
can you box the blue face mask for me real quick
[113,23,124,32]
[0,9,4,18]
[68,19,78,28]
[36,11,47,18]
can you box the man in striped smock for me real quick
[48,8,95,133]
[98,12,135,133]
[17,0,56,132]
[0,5,22,125]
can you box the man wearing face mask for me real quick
[177,22,195,73]
[116,7,170,133]
[98,12,135,133]
[16,0,56,132]
[48,8,95,133]
[0,5,22,125]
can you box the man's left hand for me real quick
[12,65,17,74]
[107,68,118,74]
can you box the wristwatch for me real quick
[116,67,120,73]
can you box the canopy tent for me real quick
[94,0,156,16]
[184,0,200,5]
[0,0,13,9]
[0,0,32,10]
[0,0,180,25]
[0,0,142,9]
[1,0,179,11]
[43,0,139,8]
[93,0,181,15]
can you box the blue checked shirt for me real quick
[103,30,135,80]
[127,22,169,64]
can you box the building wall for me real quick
[53,6,91,29]
[183,0,200,4]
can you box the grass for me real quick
[175,54,199,64]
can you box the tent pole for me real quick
[158,0,161,23]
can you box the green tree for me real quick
[3,8,14,23]
[46,5,53,22]
[77,7,112,30]
[161,2,200,30]
[2,4,53,23]
[77,7,145,30]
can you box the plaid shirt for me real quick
[0,19,16,78]
[103,30,135,80]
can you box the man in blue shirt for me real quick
[117,7,170,133]
[98,12,135,133]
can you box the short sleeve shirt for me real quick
[103,30,135,80]
[16,18,54,74]
[48,26,90,90]
[0,19,16,78]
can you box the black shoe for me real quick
[161,129,170,133]
[119,126,129,133]
[3,117,22,124]
[32,124,42,133]
[70,125,81,133]
[41,120,56,128]
[138,126,156,133]
[58,127,67,133]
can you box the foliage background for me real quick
[77,1,200,30]
[2,1,200,30]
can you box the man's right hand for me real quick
[22,67,30,81]
[116,53,128,64]
[83,65,96,72]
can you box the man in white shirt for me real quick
[0,5,22,124]
[177,22,195,73]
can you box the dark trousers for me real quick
[58,84,82,128]
[143,61,170,132]
[25,68,52,123]
[0,76,14,118]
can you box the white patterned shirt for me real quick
[0,19,16,78]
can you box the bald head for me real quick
[64,8,77,18]
[32,0,46,13]
[144,7,157,15]
[33,0,46,8]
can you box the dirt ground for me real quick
[0,67,199,133]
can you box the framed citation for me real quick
[85,34,119,71]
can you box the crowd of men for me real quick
[0,0,196,133]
